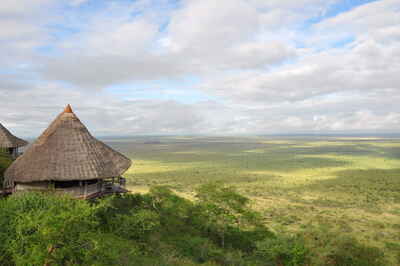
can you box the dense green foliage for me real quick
[0,184,390,265]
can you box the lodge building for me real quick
[4,105,132,199]
[0,122,28,158]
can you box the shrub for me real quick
[327,236,387,266]
[255,235,310,266]
[0,193,139,265]
[195,183,265,248]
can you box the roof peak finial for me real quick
[64,104,73,113]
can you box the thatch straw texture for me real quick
[5,105,132,184]
[0,123,28,148]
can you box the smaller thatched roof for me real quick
[0,123,28,148]
[4,105,132,184]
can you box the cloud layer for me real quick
[0,0,399,137]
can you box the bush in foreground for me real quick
[0,183,389,265]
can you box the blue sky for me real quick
[0,0,399,136]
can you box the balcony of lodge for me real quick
[12,177,129,199]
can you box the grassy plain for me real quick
[107,136,400,263]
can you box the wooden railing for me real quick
[9,177,128,199]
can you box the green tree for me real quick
[195,183,263,248]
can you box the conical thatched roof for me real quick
[4,105,132,184]
[0,122,28,148]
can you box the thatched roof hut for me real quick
[4,105,132,198]
[0,123,28,148]
[0,122,28,157]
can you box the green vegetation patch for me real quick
[0,185,390,265]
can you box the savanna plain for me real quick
[107,135,400,264]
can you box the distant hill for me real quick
[143,141,162,144]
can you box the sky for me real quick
[0,0,399,137]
